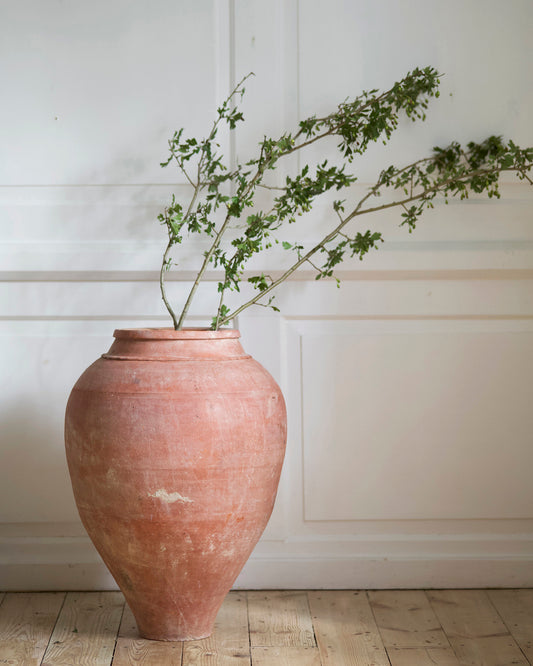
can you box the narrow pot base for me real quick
[138,629,212,642]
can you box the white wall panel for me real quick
[299,320,533,521]
[0,0,218,185]
[1,0,532,589]
[0,322,115,522]
[299,0,533,180]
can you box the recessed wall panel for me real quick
[302,321,533,521]
[0,0,218,185]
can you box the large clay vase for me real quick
[65,328,286,641]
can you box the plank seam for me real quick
[486,591,533,666]
[40,591,67,666]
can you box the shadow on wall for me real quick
[0,398,78,523]
[0,398,120,591]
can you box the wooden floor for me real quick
[0,589,532,665]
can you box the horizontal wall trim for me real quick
[286,314,533,321]
[1,506,532,590]
[0,315,172,322]
[2,314,533,324]
[0,183,189,189]
[3,533,532,560]
[1,530,532,590]
[2,241,533,273]
[235,557,533,590]
[2,269,533,283]
[0,181,531,194]
[2,560,532,591]
[1,550,532,591]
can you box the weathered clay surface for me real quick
[65,328,286,641]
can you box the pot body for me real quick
[65,328,286,641]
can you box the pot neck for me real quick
[102,328,250,361]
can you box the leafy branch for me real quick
[157,67,533,329]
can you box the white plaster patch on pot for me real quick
[149,489,194,504]
[106,468,118,484]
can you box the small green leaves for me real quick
[363,133,533,234]
[248,273,271,292]
[350,231,384,258]
[227,109,244,129]
[226,196,244,217]
[400,204,424,231]
[312,230,384,283]
[274,162,356,221]
[158,67,532,330]
[298,115,318,137]
[211,304,231,329]
[159,199,185,243]
[292,66,441,163]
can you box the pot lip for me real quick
[113,327,240,340]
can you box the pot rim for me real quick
[113,327,240,340]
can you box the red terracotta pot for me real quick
[65,328,286,641]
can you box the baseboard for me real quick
[235,555,533,589]
[1,525,532,590]
[2,558,532,592]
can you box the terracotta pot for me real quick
[65,328,286,641]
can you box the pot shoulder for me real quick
[70,354,282,396]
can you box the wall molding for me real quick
[2,239,532,273]
[1,1,532,594]
[1,526,532,590]
[3,268,533,283]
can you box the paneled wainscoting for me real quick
[0,589,532,665]
[2,0,533,594]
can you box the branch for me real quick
[176,210,233,329]
[159,235,179,329]
[217,159,532,326]
[349,163,532,222]
[179,142,269,329]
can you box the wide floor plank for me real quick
[182,591,250,665]
[0,592,65,666]
[41,591,124,666]
[309,590,390,666]
[251,645,322,665]
[248,591,315,648]
[428,590,529,666]
[387,646,461,665]
[488,589,533,663]
[369,590,448,648]
[0,588,531,665]
[113,603,183,665]
[114,637,183,666]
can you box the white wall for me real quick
[1,0,532,590]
